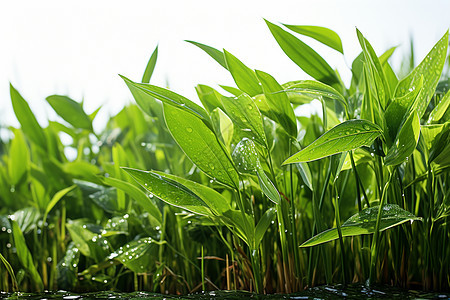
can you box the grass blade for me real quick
[283,120,382,164]
[142,45,158,83]
[46,95,93,131]
[283,24,343,54]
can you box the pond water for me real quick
[2,284,449,299]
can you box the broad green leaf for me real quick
[300,204,421,247]
[384,77,423,144]
[220,210,254,245]
[255,70,297,137]
[100,176,162,224]
[63,161,102,184]
[283,80,348,114]
[220,85,244,96]
[256,168,280,205]
[395,30,449,118]
[186,40,227,69]
[283,120,382,164]
[153,171,232,215]
[223,50,262,96]
[421,122,450,165]
[254,208,276,248]
[121,75,211,127]
[385,111,420,166]
[121,76,163,118]
[296,162,314,191]
[265,20,339,86]
[142,45,158,83]
[283,24,343,53]
[163,104,239,188]
[57,242,80,290]
[110,237,159,273]
[46,95,93,131]
[232,138,280,204]
[196,84,224,113]
[357,29,391,109]
[221,93,267,146]
[8,129,29,185]
[13,207,41,234]
[89,187,122,213]
[428,90,450,124]
[66,221,111,262]
[10,84,47,150]
[123,167,213,216]
[43,185,76,223]
[11,220,44,291]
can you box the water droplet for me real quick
[363,124,371,131]
[186,127,193,133]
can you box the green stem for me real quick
[369,170,395,284]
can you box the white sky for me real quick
[1,0,449,131]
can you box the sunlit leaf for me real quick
[186,40,227,69]
[142,45,158,83]
[46,95,93,131]
[283,24,343,53]
[265,20,339,86]
[224,50,262,96]
[300,204,421,247]
[283,120,382,164]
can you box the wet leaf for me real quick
[222,93,267,146]
[43,185,76,223]
[300,204,421,247]
[110,237,159,273]
[57,242,80,290]
[428,89,450,124]
[255,208,276,248]
[395,31,449,118]
[123,167,213,216]
[283,120,382,164]
[385,111,420,166]
[164,103,239,188]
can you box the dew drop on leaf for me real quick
[186,127,193,133]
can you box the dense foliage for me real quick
[0,21,449,294]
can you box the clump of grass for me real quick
[0,21,449,294]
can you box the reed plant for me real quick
[0,20,448,294]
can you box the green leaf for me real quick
[123,167,213,216]
[385,111,420,166]
[46,95,93,131]
[110,237,159,273]
[283,80,348,114]
[142,45,158,83]
[283,120,382,164]
[265,20,339,86]
[57,242,80,290]
[283,24,343,53]
[255,208,276,248]
[66,221,111,262]
[100,176,162,224]
[8,129,30,185]
[195,84,224,113]
[357,29,391,109]
[11,220,44,291]
[428,90,450,124]
[43,185,76,223]
[121,75,211,127]
[10,84,47,150]
[395,31,449,118]
[296,162,314,191]
[163,103,239,188]
[153,171,232,215]
[255,70,297,137]
[232,138,280,204]
[300,204,421,247]
[223,50,262,96]
[0,252,19,292]
[384,77,423,144]
[186,40,227,69]
[222,93,267,146]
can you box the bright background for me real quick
[1,0,449,131]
